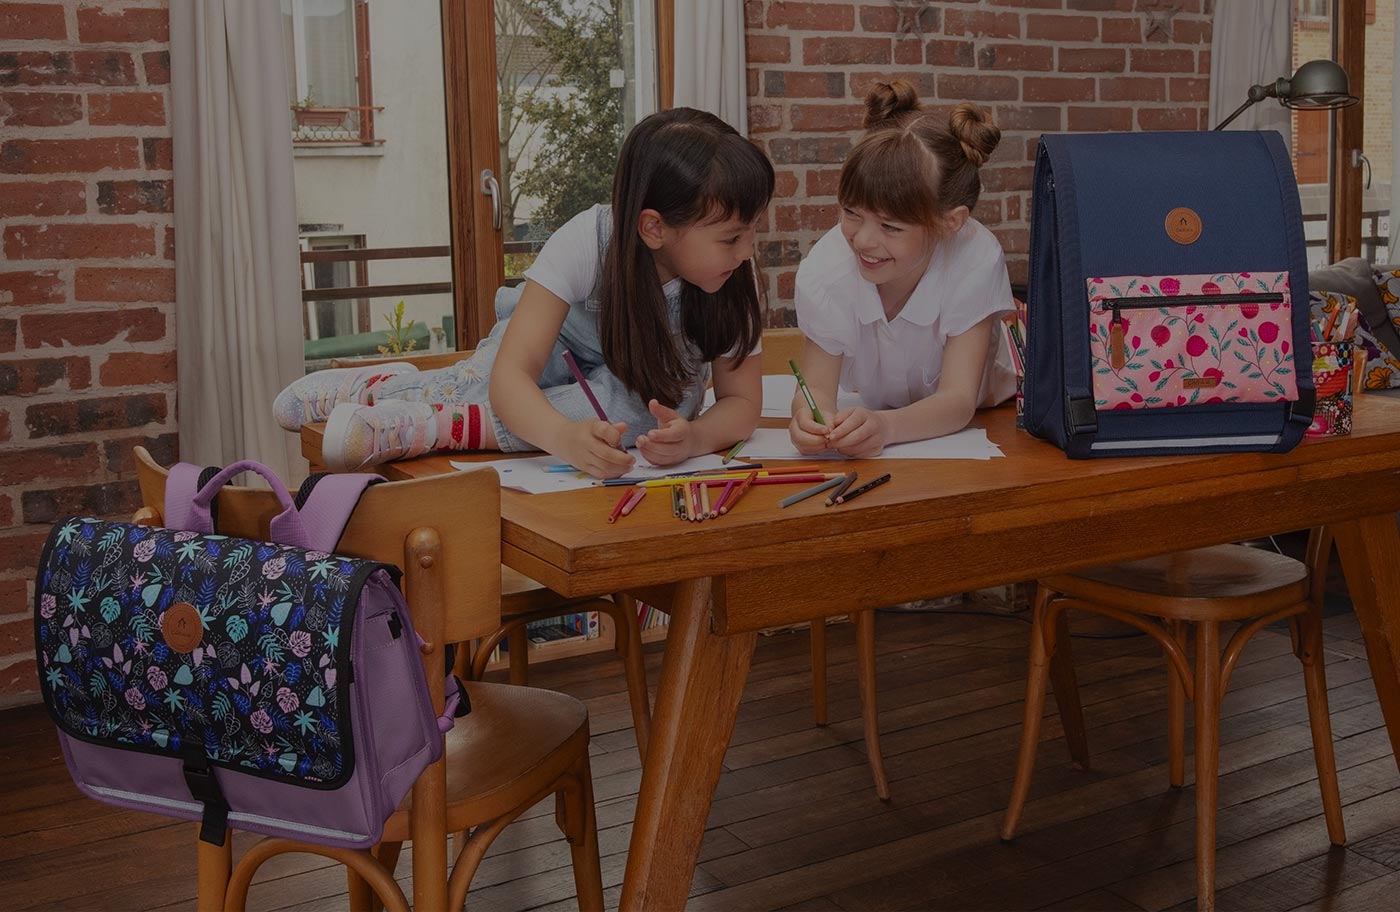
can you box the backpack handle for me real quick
[182,460,313,550]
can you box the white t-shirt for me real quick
[795,218,1017,411]
[523,203,758,361]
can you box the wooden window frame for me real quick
[1330,0,1366,261]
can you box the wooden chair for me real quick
[131,447,604,912]
[1000,530,1345,911]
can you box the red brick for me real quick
[102,431,178,474]
[0,3,67,40]
[1068,106,1134,132]
[767,2,854,30]
[747,67,758,98]
[142,50,170,85]
[76,6,169,44]
[1065,0,1133,9]
[99,350,175,386]
[0,656,43,706]
[1007,195,1021,221]
[802,37,889,66]
[777,270,796,301]
[746,35,791,65]
[1026,14,1097,41]
[893,39,920,66]
[0,356,91,396]
[1137,107,1198,131]
[749,104,782,133]
[0,529,49,575]
[0,91,83,126]
[0,497,14,528]
[162,225,174,260]
[141,136,172,170]
[0,137,140,174]
[0,441,100,486]
[764,70,845,99]
[0,617,34,656]
[937,74,1018,102]
[977,44,1054,71]
[24,392,166,438]
[994,104,1063,132]
[773,169,799,198]
[88,91,164,126]
[1170,78,1209,103]
[745,0,764,28]
[789,103,865,132]
[1131,48,1196,73]
[859,4,899,31]
[924,39,975,68]
[0,320,13,353]
[1024,77,1096,103]
[1100,77,1167,102]
[852,70,937,97]
[1101,17,1141,43]
[74,267,173,303]
[22,479,142,524]
[982,166,1033,193]
[0,410,8,441]
[0,51,137,87]
[21,307,165,347]
[758,239,802,268]
[0,270,66,308]
[994,226,1029,255]
[1173,19,1211,44]
[1058,48,1125,73]
[972,197,1002,224]
[807,168,841,197]
[96,178,171,214]
[4,223,155,260]
[945,10,1020,39]
[767,136,851,165]
[1198,50,1210,75]
[0,580,26,614]
[0,180,85,217]
[781,203,838,232]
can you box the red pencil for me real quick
[607,488,632,523]
[620,486,647,517]
[714,479,737,514]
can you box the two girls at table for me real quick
[274,79,1017,476]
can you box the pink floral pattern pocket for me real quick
[1087,272,1298,411]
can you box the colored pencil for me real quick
[620,486,646,517]
[834,472,891,505]
[790,359,825,425]
[700,483,712,519]
[545,464,578,473]
[722,439,746,463]
[691,482,702,522]
[825,471,857,506]
[761,463,820,475]
[779,475,844,508]
[715,479,737,514]
[1323,305,1341,341]
[671,485,682,518]
[718,470,760,515]
[607,488,632,523]
[752,474,833,485]
[683,483,695,521]
[563,349,628,452]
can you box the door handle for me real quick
[1351,150,1372,190]
[480,169,502,231]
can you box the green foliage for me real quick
[377,300,417,356]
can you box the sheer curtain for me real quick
[1209,0,1292,145]
[170,1,305,481]
[672,0,747,134]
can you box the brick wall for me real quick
[0,0,177,707]
[746,0,1214,317]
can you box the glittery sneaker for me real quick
[321,400,439,471]
[273,363,418,430]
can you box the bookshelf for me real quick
[480,601,670,674]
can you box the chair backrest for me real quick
[759,327,804,376]
[131,447,502,645]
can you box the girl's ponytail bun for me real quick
[863,79,921,129]
[948,102,1000,167]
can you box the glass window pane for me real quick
[1292,8,1334,270]
[302,0,358,106]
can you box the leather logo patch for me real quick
[1165,207,1202,245]
[161,603,203,654]
[1183,375,1220,389]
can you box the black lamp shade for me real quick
[1279,59,1359,110]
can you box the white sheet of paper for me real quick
[450,450,754,493]
[736,427,1005,461]
[703,375,863,418]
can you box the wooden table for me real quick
[304,399,1400,910]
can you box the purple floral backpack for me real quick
[34,460,465,849]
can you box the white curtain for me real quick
[170,1,305,482]
[672,0,747,134]
[1390,17,1399,261]
[1209,0,1292,146]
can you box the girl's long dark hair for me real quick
[599,108,773,407]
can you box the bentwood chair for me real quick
[132,447,604,911]
[1001,530,1345,911]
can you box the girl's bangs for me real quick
[696,134,775,225]
[838,134,941,227]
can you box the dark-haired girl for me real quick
[276,108,772,478]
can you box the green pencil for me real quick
[722,439,746,464]
[789,359,825,425]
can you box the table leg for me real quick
[1332,513,1400,773]
[619,576,757,912]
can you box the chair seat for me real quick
[1044,544,1309,622]
[383,681,589,840]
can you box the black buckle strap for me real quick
[183,752,229,846]
[452,675,472,718]
[1067,396,1099,437]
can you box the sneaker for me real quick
[273,363,418,430]
[322,400,438,471]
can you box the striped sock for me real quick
[431,403,484,450]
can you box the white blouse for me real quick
[794,218,1017,411]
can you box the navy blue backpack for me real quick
[1023,131,1315,457]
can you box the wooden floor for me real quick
[5,588,1400,910]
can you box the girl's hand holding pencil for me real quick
[825,407,890,458]
[788,408,831,455]
[560,418,635,480]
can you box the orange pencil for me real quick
[762,463,821,475]
[718,470,760,515]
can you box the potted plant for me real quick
[290,87,349,130]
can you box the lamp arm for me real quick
[1213,96,1258,131]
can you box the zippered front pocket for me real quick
[1087,272,1297,410]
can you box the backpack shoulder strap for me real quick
[163,463,222,532]
[290,472,383,552]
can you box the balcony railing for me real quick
[290,105,385,145]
